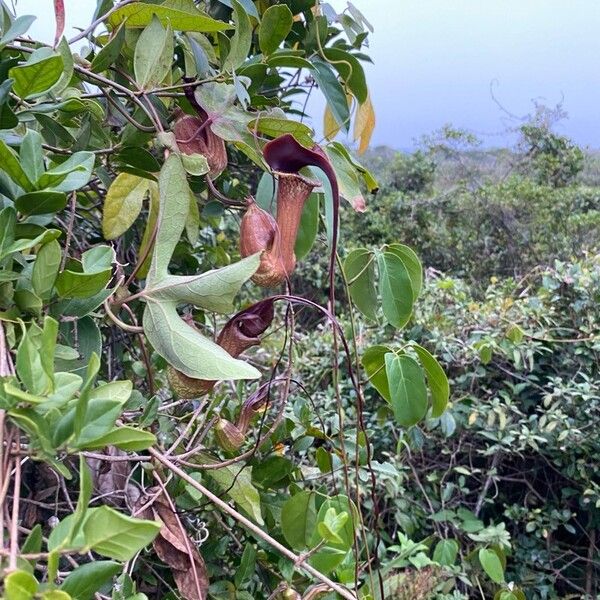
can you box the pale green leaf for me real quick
[412,344,449,418]
[102,173,150,239]
[377,250,414,330]
[9,49,63,99]
[134,15,173,89]
[107,2,231,32]
[344,248,377,320]
[224,0,251,71]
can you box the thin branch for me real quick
[148,448,357,600]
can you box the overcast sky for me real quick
[14,0,600,149]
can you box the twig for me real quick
[60,192,77,271]
[148,448,357,600]
[8,439,21,571]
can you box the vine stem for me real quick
[148,448,358,600]
[8,439,21,571]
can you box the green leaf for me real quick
[248,116,314,147]
[386,244,422,301]
[91,22,126,72]
[61,561,122,599]
[310,58,350,133]
[322,47,367,104]
[309,495,356,574]
[41,592,71,600]
[362,345,392,402]
[108,2,231,32]
[259,4,293,55]
[102,173,149,239]
[56,245,114,299]
[82,506,160,561]
[224,0,252,71]
[344,248,377,320]
[19,129,45,184]
[325,143,367,211]
[479,548,505,584]
[32,239,61,300]
[9,50,63,99]
[0,14,35,46]
[215,0,259,19]
[0,78,18,129]
[205,466,263,525]
[69,455,93,544]
[142,154,260,381]
[295,192,320,260]
[433,538,458,566]
[234,543,256,588]
[73,353,100,439]
[385,354,428,427]
[54,37,74,94]
[281,490,317,550]
[412,344,449,418]
[0,138,33,191]
[317,507,349,545]
[181,153,210,176]
[81,426,156,451]
[37,151,94,192]
[143,296,259,381]
[377,250,414,330]
[74,399,124,447]
[134,15,173,89]
[15,191,68,216]
[3,570,38,600]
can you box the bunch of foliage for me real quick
[0,1,459,599]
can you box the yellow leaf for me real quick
[353,94,375,155]
[323,104,341,141]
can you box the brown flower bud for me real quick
[239,197,277,257]
[166,300,274,398]
[173,112,227,178]
[214,418,244,452]
[167,365,215,398]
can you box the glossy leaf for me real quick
[0,138,34,191]
[102,173,150,239]
[310,58,350,132]
[9,50,63,99]
[412,344,449,418]
[322,47,367,103]
[387,243,423,300]
[15,191,67,216]
[20,129,45,184]
[377,250,414,330]
[32,239,61,300]
[60,561,122,599]
[385,353,428,427]
[344,248,377,320]
[56,246,114,299]
[82,506,160,561]
[37,151,95,192]
[325,143,366,211]
[0,78,18,129]
[259,4,293,55]
[81,426,156,451]
[362,345,392,402]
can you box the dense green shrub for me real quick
[290,255,600,598]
